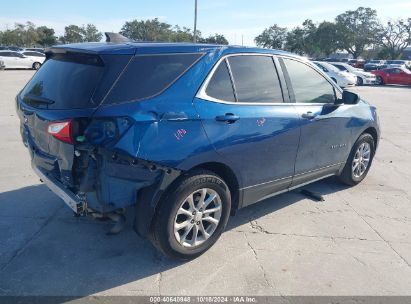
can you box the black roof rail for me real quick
[105,32,131,43]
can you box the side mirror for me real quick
[336,90,359,105]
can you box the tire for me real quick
[32,62,41,70]
[376,76,384,85]
[151,169,231,260]
[357,77,364,86]
[338,133,375,186]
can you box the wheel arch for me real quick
[135,161,240,239]
[190,162,240,215]
[362,127,379,149]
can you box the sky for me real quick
[1,0,410,46]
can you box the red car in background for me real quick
[372,67,411,85]
[348,59,365,69]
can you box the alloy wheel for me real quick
[352,142,371,178]
[174,188,222,248]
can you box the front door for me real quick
[194,54,301,206]
[280,57,353,187]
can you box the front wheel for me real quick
[151,170,231,260]
[338,133,375,186]
[357,77,364,86]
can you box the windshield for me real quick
[20,53,104,109]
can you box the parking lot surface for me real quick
[0,70,410,296]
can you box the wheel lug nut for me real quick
[196,222,200,225]
[199,208,203,212]
[192,211,196,215]
[191,220,194,224]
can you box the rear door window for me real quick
[20,52,104,109]
[105,53,203,104]
[227,55,283,103]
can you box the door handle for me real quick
[301,111,316,119]
[215,113,240,123]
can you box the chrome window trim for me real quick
[196,52,343,106]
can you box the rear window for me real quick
[104,53,202,104]
[20,52,104,109]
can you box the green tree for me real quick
[82,24,103,42]
[60,25,84,43]
[314,21,339,56]
[120,18,172,41]
[335,7,380,58]
[379,19,411,59]
[36,26,57,46]
[199,34,229,45]
[171,26,194,42]
[285,20,317,55]
[255,24,287,49]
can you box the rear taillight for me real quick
[47,120,74,144]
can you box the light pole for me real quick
[193,0,198,43]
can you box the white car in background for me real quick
[313,61,357,87]
[330,62,376,85]
[0,50,40,70]
[20,51,46,69]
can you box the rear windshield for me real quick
[20,52,104,109]
[104,53,203,104]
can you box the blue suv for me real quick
[16,36,380,259]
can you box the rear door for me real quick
[194,54,301,206]
[279,57,353,187]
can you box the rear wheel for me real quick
[151,170,231,260]
[357,77,364,86]
[338,133,375,186]
[376,76,384,85]
[32,62,41,70]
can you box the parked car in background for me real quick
[330,62,376,85]
[385,60,409,69]
[348,59,365,69]
[20,51,46,69]
[372,67,411,85]
[4,46,24,52]
[16,39,380,259]
[25,48,45,54]
[0,50,42,70]
[364,60,386,71]
[313,61,357,87]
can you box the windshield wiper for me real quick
[23,94,55,105]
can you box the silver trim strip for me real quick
[240,162,343,191]
[253,173,336,204]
